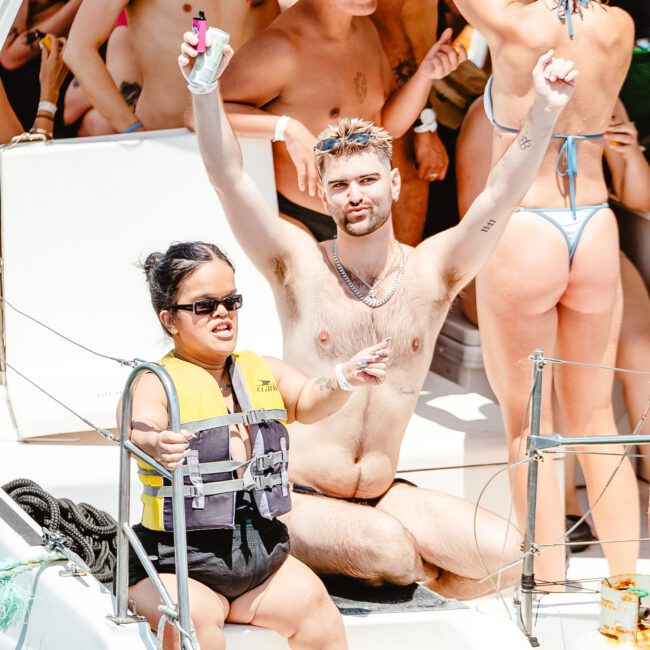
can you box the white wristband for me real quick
[273,115,290,142]
[414,107,438,134]
[187,80,219,95]
[38,100,57,115]
[335,364,355,392]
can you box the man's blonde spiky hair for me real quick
[314,118,393,176]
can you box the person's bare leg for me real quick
[391,134,430,247]
[555,211,639,575]
[376,482,522,598]
[128,575,229,650]
[476,213,569,585]
[228,555,347,649]
[282,492,423,586]
[564,453,581,516]
[617,253,650,434]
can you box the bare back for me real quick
[279,240,452,499]
[485,1,633,208]
[221,3,391,213]
[126,0,279,130]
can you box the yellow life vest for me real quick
[138,350,290,532]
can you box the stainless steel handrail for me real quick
[109,361,196,650]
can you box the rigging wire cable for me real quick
[5,361,119,443]
[1,296,140,368]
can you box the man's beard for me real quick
[331,193,392,237]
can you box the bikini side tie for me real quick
[554,133,603,219]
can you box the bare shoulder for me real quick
[221,19,301,92]
[117,370,168,427]
[605,4,635,40]
[133,370,168,405]
[262,355,282,376]
[357,14,385,48]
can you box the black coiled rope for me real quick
[2,478,118,584]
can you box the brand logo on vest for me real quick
[257,379,279,392]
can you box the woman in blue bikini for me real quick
[453,0,639,583]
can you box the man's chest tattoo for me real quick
[354,72,368,104]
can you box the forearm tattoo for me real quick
[519,134,532,150]
[481,218,497,233]
[316,376,335,391]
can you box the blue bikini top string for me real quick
[557,0,592,39]
[483,75,604,219]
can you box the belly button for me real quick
[411,337,421,352]
[329,107,340,119]
[182,3,192,12]
[318,331,331,346]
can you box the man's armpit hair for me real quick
[271,255,300,318]
[441,264,465,301]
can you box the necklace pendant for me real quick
[369,288,377,300]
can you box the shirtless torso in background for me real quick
[220,0,392,236]
[219,0,461,241]
[64,0,279,132]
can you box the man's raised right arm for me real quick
[179,32,313,274]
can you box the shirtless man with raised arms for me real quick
[452,0,639,582]
[179,33,578,597]
[63,0,279,133]
[214,0,465,242]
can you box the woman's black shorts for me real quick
[128,515,290,601]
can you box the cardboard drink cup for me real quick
[188,27,231,88]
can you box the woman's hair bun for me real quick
[142,251,163,280]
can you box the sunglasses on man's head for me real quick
[314,132,375,152]
[171,294,243,315]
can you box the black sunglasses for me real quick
[314,132,375,152]
[171,294,243,315]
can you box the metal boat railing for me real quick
[519,349,650,646]
[108,361,198,650]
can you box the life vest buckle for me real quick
[243,409,270,426]
[253,474,278,490]
[253,450,284,472]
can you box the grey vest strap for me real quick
[141,471,284,499]
[137,450,287,478]
[182,409,287,435]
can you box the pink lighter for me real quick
[192,10,207,53]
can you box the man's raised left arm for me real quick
[415,50,578,292]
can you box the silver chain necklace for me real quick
[332,241,404,308]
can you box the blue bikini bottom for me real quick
[515,202,609,263]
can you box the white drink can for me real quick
[188,26,231,88]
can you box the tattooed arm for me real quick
[0,0,82,70]
[414,51,578,293]
[63,0,143,133]
[265,340,391,424]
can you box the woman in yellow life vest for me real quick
[126,241,391,650]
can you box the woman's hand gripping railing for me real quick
[108,362,199,650]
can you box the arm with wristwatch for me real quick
[413,106,450,182]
